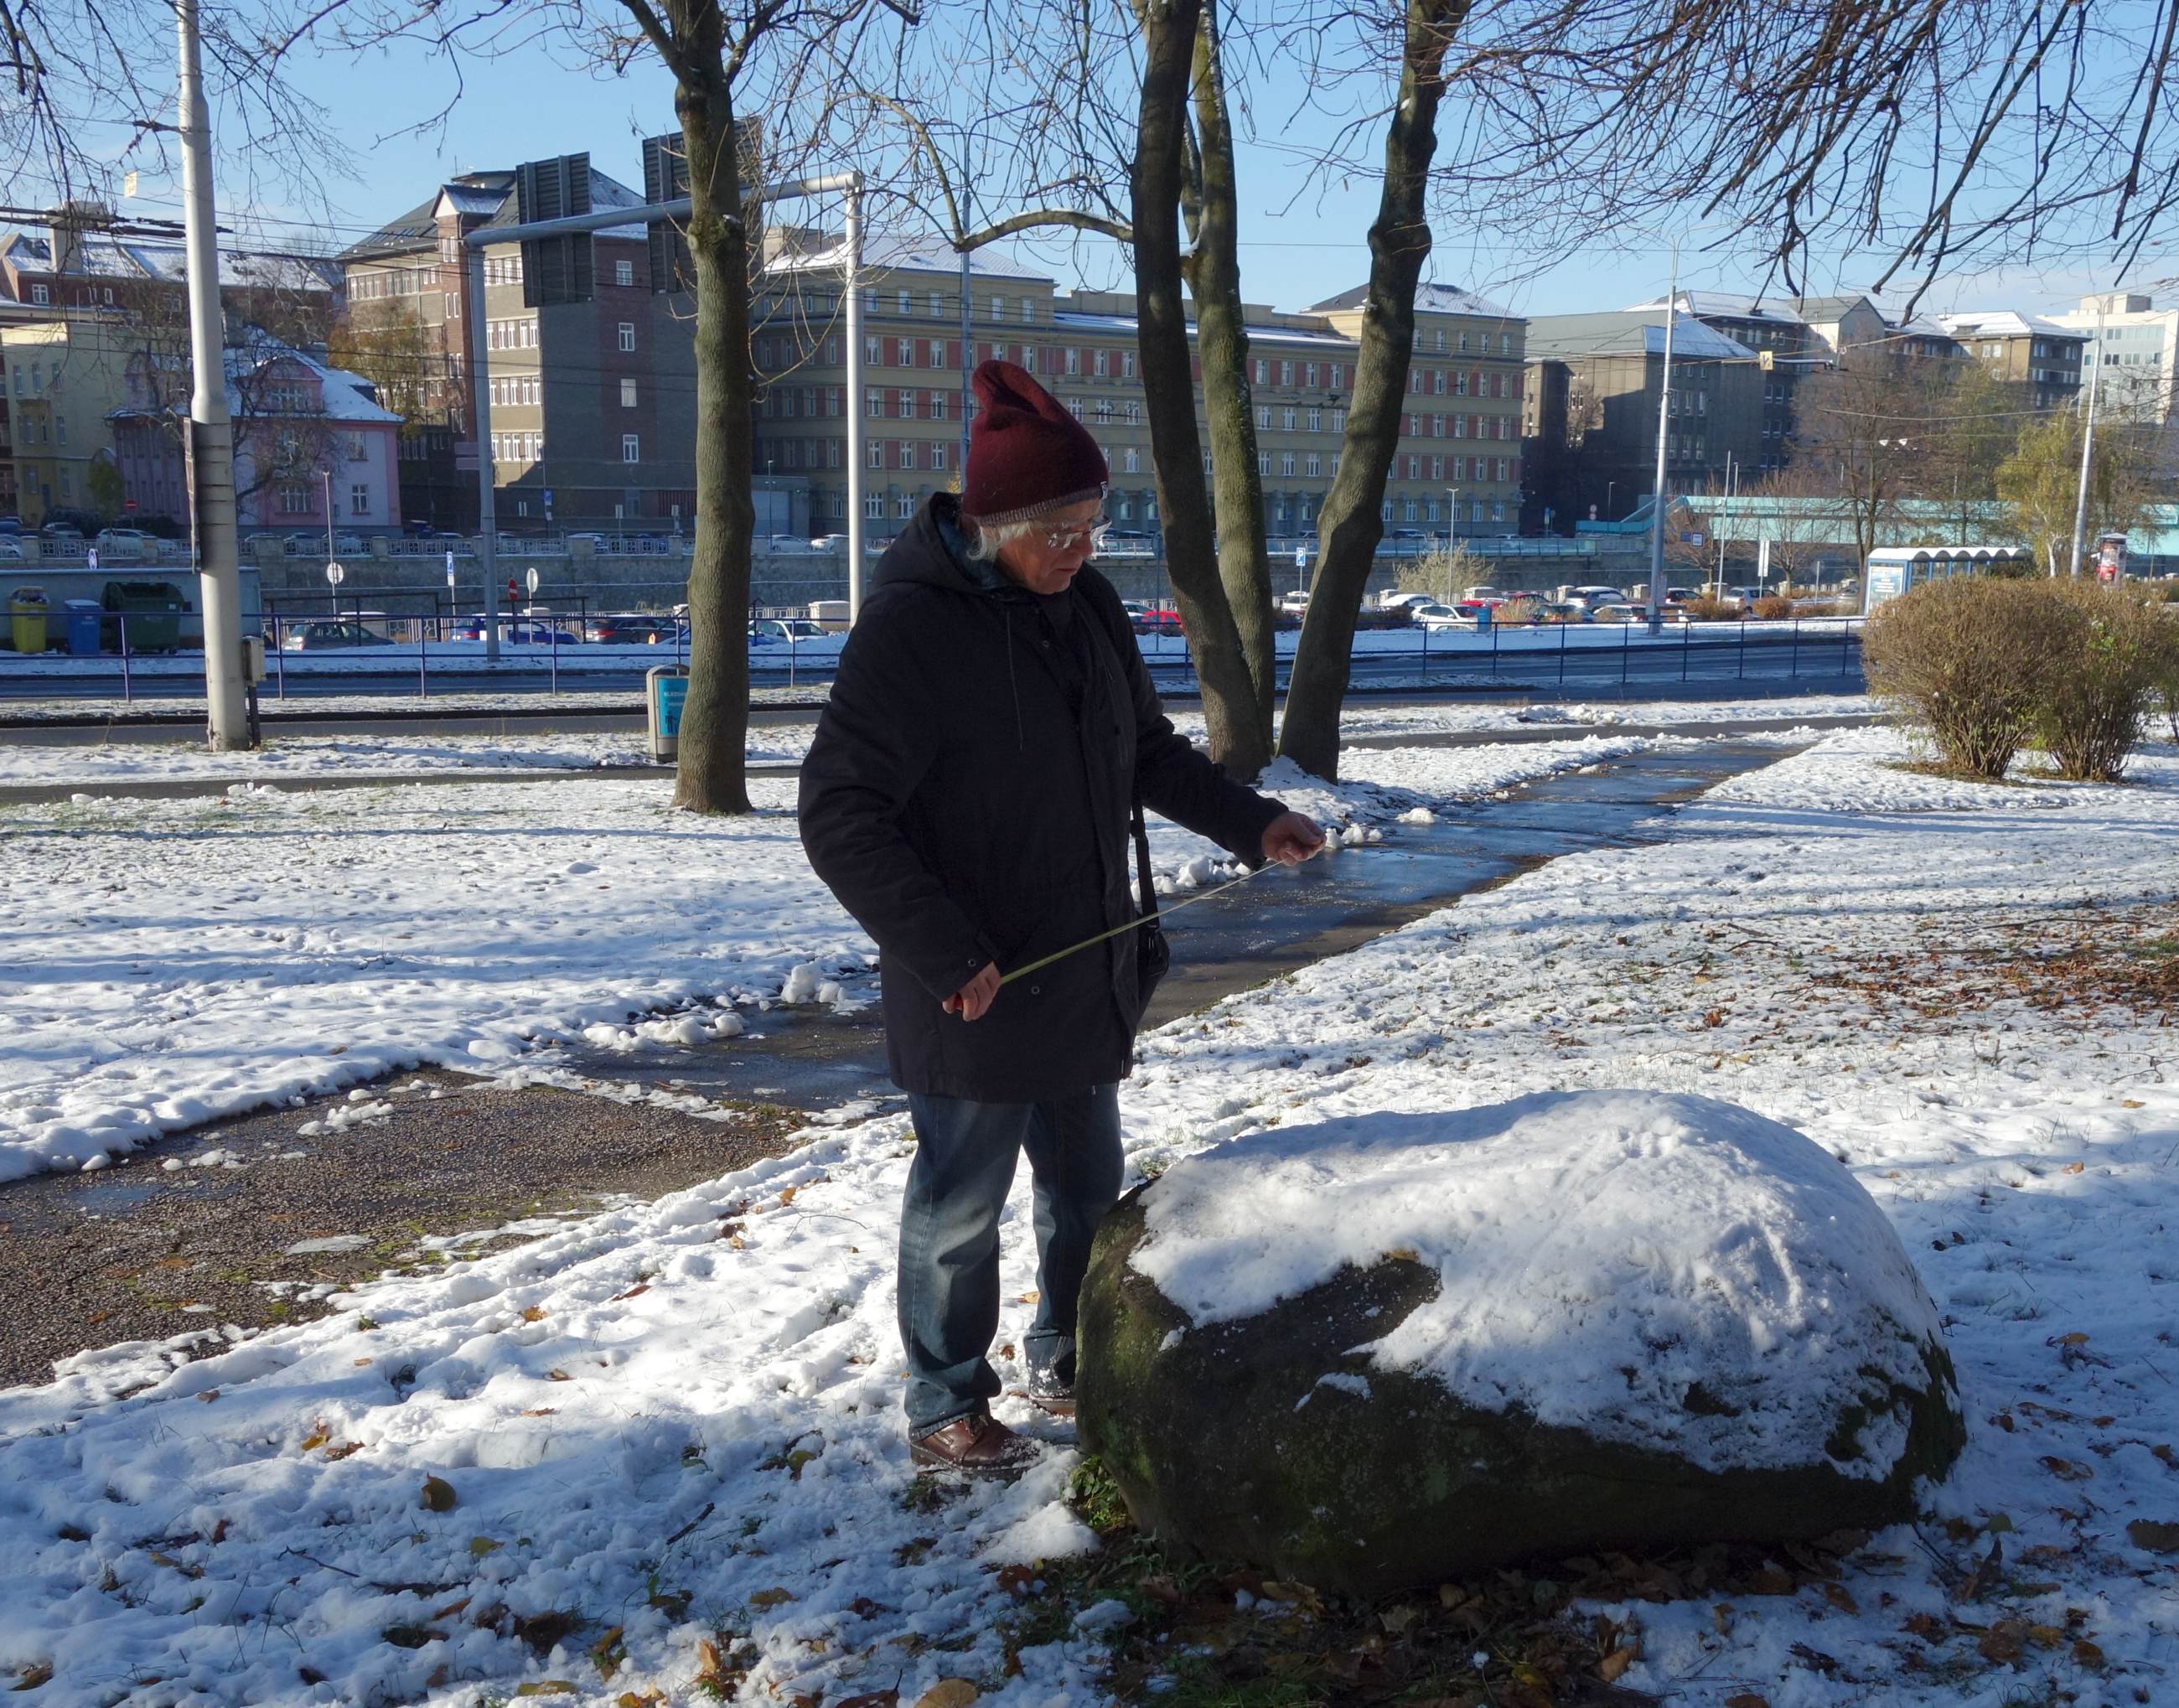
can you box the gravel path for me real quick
[0,1066,808,1388]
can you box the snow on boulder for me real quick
[1077,1089,1963,1594]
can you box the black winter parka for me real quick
[797,495,1286,1103]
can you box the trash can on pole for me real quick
[647,665,689,763]
[8,586,49,654]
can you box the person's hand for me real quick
[1261,811,1327,866]
[943,962,1002,1022]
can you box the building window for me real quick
[1019,298,1034,324]
[278,483,309,514]
[620,377,638,407]
[929,292,944,318]
[1403,498,1418,520]
[929,341,945,370]
[1454,371,1468,396]
[990,294,1004,320]
[1305,453,1321,476]
[897,443,914,469]
[1065,347,1080,375]
[1280,453,1296,477]
[897,289,911,315]
[622,433,640,463]
[1254,359,1270,385]
[894,338,914,365]
[931,443,948,470]
[1257,405,1271,431]
[1123,447,1140,474]
[867,442,883,468]
[1122,352,1136,380]
[897,388,914,418]
[929,391,948,420]
[1280,360,1294,386]
[896,493,914,518]
[617,323,636,352]
[351,483,370,517]
[1257,453,1271,475]
[1281,407,1297,431]
[1329,365,1343,390]
[1406,454,1421,479]
[614,258,634,287]
[866,334,882,365]
[866,494,885,518]
[1095,399,1113,423]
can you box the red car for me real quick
[1129,603,1186,636]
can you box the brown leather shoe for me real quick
[909,1411,1043,1478]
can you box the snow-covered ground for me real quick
[3,723,2175,1707]
[0,693,1870,789]
[0,731,1674,1179]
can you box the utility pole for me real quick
[844,178,866,620]
[1645,253,1680,631]
[2066,299,2105,577]
[177,0,250,749]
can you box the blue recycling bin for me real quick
[64,599,103,655]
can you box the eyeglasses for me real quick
[1044,515,1110,552]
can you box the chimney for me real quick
[46,199,115,276]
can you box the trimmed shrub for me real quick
[1682,596,1740,622]
[2034,582,2176,781]
[1752,595,1797,619]
[1863,577,2063,779]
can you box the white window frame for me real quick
[622,433,640,463]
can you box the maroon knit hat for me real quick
[961,359,1109,525]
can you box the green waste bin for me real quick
[101,580,189,653]
[8,586,49,655]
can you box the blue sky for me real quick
[82,22,2130,325]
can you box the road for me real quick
[2,624,1863,705]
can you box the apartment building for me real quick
[1623,292,1824,476]
[1519,309,1765,531]
[2052,293,2179,437]
[1,319,132,524]
[0,213,344,525]
[341,163,700,531]
[106,334,401,531]
[1933,311,2085,411]
[748,241,1528,544]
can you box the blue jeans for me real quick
[897,1084,1125,1436]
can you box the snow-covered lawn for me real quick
[3,724,2175,1708]
[0,732,1676,1180]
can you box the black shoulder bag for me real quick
[1131,798,1170,1010]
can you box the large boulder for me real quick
[1077,1089,1963,1596]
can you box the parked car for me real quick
[0,538,23,561]
[282,620,396,651]
[809,534,849,550]
[748,618,826,643]
[1589,603,1643,623]
[94,526,154,552]
[1131,604,1184,635]
[453,615,579,644]
[1378,590,1436,615]
[0,516,21,536]
[1536,602,1591,624]
[1279,589,1311,613]
[39,522,84,542]
[1563,585,1626,609]
[1410,602,1472,628]
[586,612,681,644]
[332,532,366,555]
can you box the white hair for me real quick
[963,518,1041,564]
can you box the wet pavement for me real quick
[0,737,1790,1387]
[532,740,1788,1115]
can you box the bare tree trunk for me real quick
[671,49,756,815]
[1279,0,1462,779]
[1131,0,1263,770]
[1180,0,1273,770]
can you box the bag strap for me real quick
[1131,797,1159,921]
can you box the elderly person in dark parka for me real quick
[798,359,1322,1475]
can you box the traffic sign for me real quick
[445,550,457,588]
[325,562,345,587]
[525,567,541,596]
